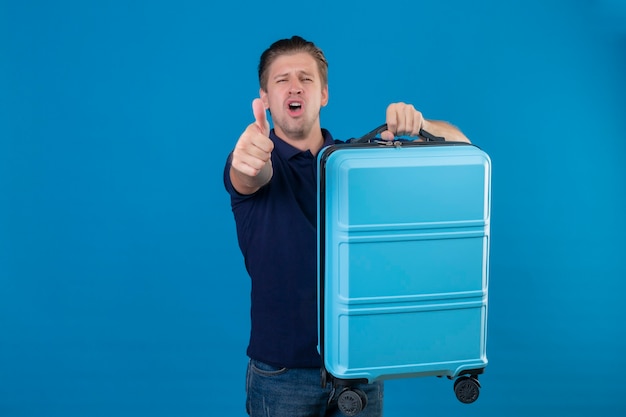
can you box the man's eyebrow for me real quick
[272,70,315,79]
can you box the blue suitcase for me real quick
[317,125,491,416]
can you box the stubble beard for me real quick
[275,114,317,141]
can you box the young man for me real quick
[224,36,469,417]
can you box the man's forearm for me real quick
[230,161,273,195]
[423,120,471,143]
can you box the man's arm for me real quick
[381,102,470,143]
[229,98,274,195]
[421,119,470,143]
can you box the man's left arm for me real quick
[421,119,470,143]
[381,102,470,143]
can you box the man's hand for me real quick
[230,98,274,194]
[380,102,425,141]
[380,102,470,143]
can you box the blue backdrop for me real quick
[1,0,625,416]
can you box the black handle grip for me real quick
[350,124,445,144]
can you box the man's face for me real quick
[260,52,329,141]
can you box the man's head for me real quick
[257,36,329,144]
[258,36,328,92]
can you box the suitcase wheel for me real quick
[337,387,367,416]
[454,375,481,404]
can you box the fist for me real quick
[380,102,425,141]
[231,98,274,177]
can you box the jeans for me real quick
[246,359,384,417]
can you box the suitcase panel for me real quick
[332,149,489,226]
[335,304,486,377]
[337,235,487,299]
[318,143,491,383]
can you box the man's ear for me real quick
[321,85,329,107]
[259,88,269,109]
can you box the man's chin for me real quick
[279,124,308,140]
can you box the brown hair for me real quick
[258,36,328,91]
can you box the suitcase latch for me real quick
[374,140,403,147]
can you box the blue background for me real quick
[1,0,625,415]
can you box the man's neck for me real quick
[275,126,325,155]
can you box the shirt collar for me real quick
[270,129,335,160]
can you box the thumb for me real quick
[252,98,270,137]
[380,130,395,141]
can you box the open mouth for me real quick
[287,101,303,115]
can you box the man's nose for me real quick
[289,81,303,94]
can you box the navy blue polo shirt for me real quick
[224,128,341,369]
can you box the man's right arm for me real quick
[229,98,274,195]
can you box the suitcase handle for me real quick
[350,124,446,144]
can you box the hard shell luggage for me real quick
[317,125,491,416]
